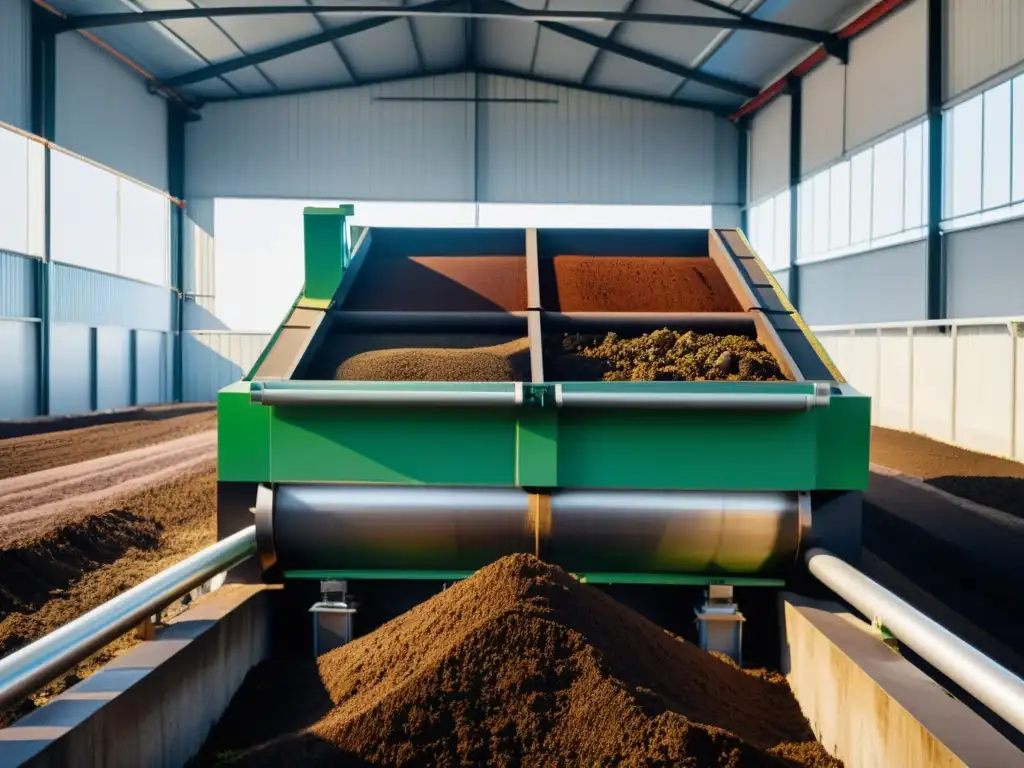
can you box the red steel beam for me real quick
[730,0,914,122]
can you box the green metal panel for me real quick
[218,382,271,482]
[303,206,353,305]
[816,385,871,489]
[283,570,784,586]
[268,405,518,485]
[515,407,559,487]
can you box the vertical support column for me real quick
[926,0,946,319]
[787,76,802,311]
[737,118,750,234]
[89,326,98,411]
[31,5,56,417]
[168,107,186,403]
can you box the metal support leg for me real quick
[695,585,745,665]
[310,580,357,658]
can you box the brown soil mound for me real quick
[202,555,837,767]
[0,408,216,480]
[551,328,788,382]
[335,338,530,382]
[549,255,742,312]
[344,255,528,312]
[0,466,216,724]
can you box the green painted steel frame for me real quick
[283,570,785,586]
[218,379,870,491]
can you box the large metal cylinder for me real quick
[259,484,810,577]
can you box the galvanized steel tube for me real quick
[555,383,830,411]
[806,548,1024,736]
[266,485,807,577]
[0,526,256,712]
[549,489,807,575]
[252,384,524,408]
[271,485,533,572]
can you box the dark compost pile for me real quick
[549,328,790,382]
[196,555,838,767]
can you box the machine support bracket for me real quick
[695,585,745,666]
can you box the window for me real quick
[849,148,873,245]
[794,120,927,263]
[829,162,851,249]
[0,127,44,258]
[982,82,1011,210]
[747,189,790,271]
[872,133,905,238]
[947,94,983,218]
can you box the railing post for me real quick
[1011,321,1019,461]
[950,323,959,444]
[908,325,915,432]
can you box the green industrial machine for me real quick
[217,206,869,593]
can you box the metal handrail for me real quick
[0,526,257,713]
[812,316,1024,333]
[806,548,1024,736]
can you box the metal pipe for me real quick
[806,548,1024,736]
[251,384,524,408]
[555,383,830,411]
[0,526,256,712]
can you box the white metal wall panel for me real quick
[0,318,36,419]
[1017,328,1024,460]
[49,323,92,417]
[954,325,1015,458]
[183,332,270,402]
[946,218,1024,317]
[54,33,169,190]
[948,0,1024,100]
[476,75,733,205]
[748,95,790,203]
[186,73,736,205]
[183,199,218,328]
[910,328,955,444]
[845,0,927,151]
[186,74,475,201]
[96,326,131,411]
[876,329,913,431]
[135,330,164,406]
[801,58,846,174]
[0,0,30,130]
[798,240,928,325]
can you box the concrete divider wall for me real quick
[0,585,279,768]
[781,593,1023,768]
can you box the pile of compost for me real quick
[198,555,838,767]
[549,328,789,382]
[334,337,531,382]
[548,255,742,312]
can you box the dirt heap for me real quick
[335,338,530,382]
[206,555,837,767]
[552,328,789,382]
[548,255,742,312]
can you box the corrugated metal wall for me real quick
[185,73,737,205]
[51,263,172,331]
[798,240,928,325]
[748,94,790,203]
[946,219,1024,317]
[800,58,846,176]
[54,33,169,190]
[183,198,219,330]
[844,0,927,150]
[948,0,1024,100]
[475,76,737,205]
[0,0,30,130]
[0,250,37,318]
[183,332,269,402]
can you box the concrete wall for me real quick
[185,73,739,206]
[0,0,30,130]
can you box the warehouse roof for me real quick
[40,0,879,117]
